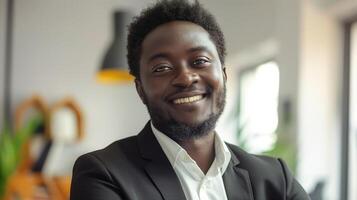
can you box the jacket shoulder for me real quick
[225,143,310,200]
[79,135,142,169]
[226,143,283,171]
[71,135,154,200]
[226,143,289,183]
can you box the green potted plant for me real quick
[0,116,43,197]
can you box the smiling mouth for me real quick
[172,94,204,105]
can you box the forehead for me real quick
[140,21,218,59]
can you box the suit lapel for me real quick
[138,122,186,200]
[223,148,254,200]
[137,122,254,200]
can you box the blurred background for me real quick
[0,0,356,199]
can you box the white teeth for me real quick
[173,95,203,104]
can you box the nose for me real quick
[171,66,199,88]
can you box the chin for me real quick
[151,112,220,142]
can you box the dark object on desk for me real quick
[309,181,325,200]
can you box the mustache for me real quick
[165,85,213,98]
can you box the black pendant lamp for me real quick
[97,11,134,83]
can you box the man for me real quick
[70,0,310,199]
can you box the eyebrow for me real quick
[148,46,212,62]
[187,46,211,53]
[148,53,170,62]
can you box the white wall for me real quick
[298,0,343,199]
[318,0,357,19]
[275,0,301,151]
[200,0,276,56]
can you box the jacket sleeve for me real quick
[278,158,311,200]
[70,153,124,200]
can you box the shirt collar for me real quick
[151,122,231,174]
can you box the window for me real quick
[237,61,279,153]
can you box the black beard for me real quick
[145,85,226,143]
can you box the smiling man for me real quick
[70,1,310,200]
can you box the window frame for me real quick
[341,15,357,200]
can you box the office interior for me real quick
[0,0,356,199]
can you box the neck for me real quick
[179,131,216,174]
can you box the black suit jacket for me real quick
[70,122,310,200]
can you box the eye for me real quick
[152,64,173,73]
[193,57,210,67]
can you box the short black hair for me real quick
[127,0,226,79]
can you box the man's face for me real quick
[135,21,227,141]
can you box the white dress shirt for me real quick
[151,123,231,200]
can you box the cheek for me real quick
[207,68,225,90]
[141,79,166,101]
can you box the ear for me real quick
[135,78,147,105]
[222,67,227,82]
